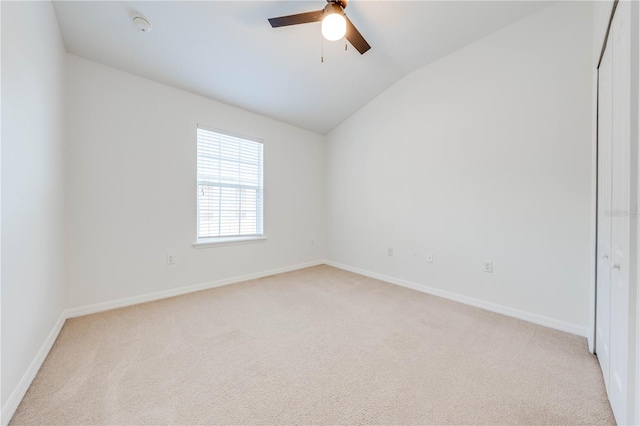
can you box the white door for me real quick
[596,32,613,394]
[608,1,631,422]
[596,2,632,424]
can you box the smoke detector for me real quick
[132,16,152,32]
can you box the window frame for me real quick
[194,124,265,247]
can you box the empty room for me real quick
[2,0,640,424]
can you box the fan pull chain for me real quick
[321,35,324,63]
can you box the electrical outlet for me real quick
[166,254,175,265]
[483,260,493,273]
[387,247,393,257]
[426,253,433,263]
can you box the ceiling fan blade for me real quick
[268,10,324,28]
[345,16,371,55]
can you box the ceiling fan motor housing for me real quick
[328,0,348,9]
[324,2,345,16]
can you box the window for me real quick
[196,125,263,242]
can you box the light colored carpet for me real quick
[11,265,614,425]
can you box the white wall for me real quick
[637,4,640,422]
[637,5,640,423]
[1,0,67,416]
[65,55,326,309]
[326,2,594,331]
[631,2,640,422]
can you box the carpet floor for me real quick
[10,265,614,425]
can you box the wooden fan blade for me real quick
[345,16,371,54]
[268,10,324,28]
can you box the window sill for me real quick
[192,236,267,249]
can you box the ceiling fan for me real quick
[268,0,371,55]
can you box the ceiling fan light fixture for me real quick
[321,9,346,41]
[268,0,370,55]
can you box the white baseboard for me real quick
[65,259,324,318]
[325,260,589,338]
[1,313,66,426]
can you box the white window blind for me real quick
[197,126,263,240]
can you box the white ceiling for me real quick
[53,1,552,134]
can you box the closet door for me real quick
[595,2,632,423]
[596,32,613,394]
[608,1,631,422]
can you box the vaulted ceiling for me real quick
[53,1,552,134]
